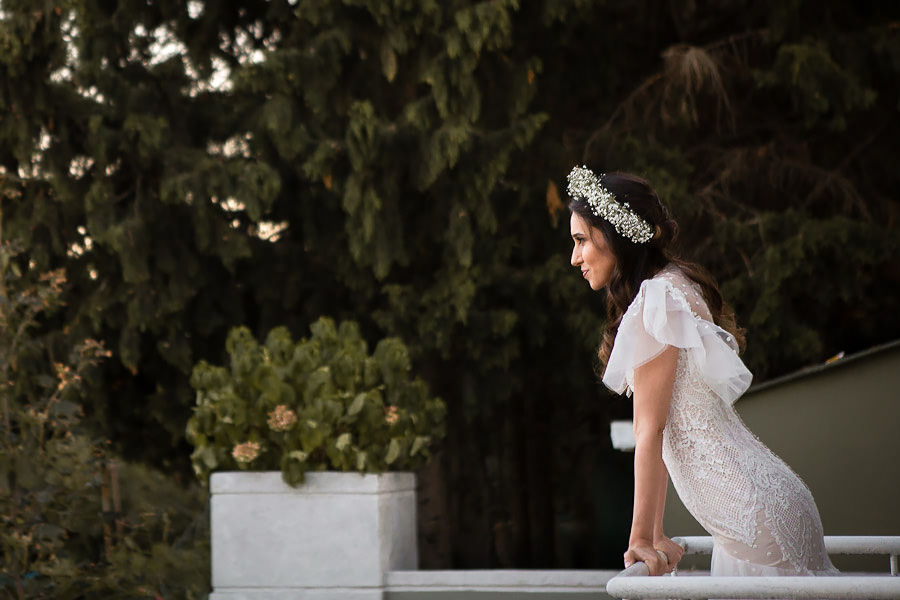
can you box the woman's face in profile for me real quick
[570,213,616,290]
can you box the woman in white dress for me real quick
[566,166,839,578]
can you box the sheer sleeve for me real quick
[602,269,752,405]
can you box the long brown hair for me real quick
[568,171,745,370]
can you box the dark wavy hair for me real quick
[568,171,745,370]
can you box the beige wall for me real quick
[663,342,900,572]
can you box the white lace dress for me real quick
[604,265,838,577]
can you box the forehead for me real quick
[570,212,590,234]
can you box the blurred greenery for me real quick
[1,0,897,573]
[0,240,208,598]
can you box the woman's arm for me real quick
[653,474,684,570]
[623,345,679,575]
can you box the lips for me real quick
[582,270,589,279]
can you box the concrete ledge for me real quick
[210,571,618,600]
[386,570,618,593]
[210,589,382,600]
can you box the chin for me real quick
[588,274,610,290]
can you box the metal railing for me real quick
[606,535,900,600]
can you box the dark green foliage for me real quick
[0,240,209,599]
[1,0,898,569]
[571,2,900,379]
[187,317,446,485]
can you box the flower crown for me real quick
[566,165,654,244]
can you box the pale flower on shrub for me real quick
[188,318,447,486]
[384,405,399,425]
[267,405,298,432]
[232,441,261,463]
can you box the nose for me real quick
[571,245,581,267]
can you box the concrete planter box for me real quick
[209,471,417,600]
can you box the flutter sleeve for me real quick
[602,274,752,405]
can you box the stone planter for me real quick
[209,471,417,600]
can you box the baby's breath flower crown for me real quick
[567,165,654,244]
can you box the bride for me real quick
[566,166,839,578]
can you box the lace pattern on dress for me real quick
[664,353,833,574]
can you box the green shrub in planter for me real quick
[187,317,446,486]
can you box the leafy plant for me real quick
[187,318,446,485]
[0,238,209,599]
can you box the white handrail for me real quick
[675,535,900,558]
[606,535,900,600]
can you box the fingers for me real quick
[648,555,667,576]
[623,547,667,575]
[653,538,684,571]
[623,549,638,568]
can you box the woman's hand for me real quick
[623,541,668,576]
[653,536,684,572]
